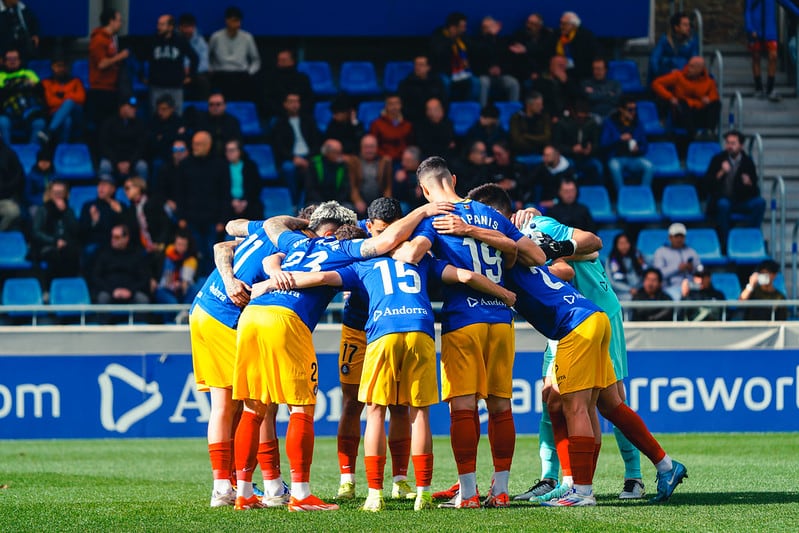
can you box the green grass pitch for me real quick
[1,433,798,532]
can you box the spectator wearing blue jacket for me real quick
[600,96,653,193]
[648,12,698,83]
[745,0,780,101]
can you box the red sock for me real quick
[227,439,236,485]
[364,455,387,490]
[450,409,478,475]
[389,437,411,478]
[488,410,515,472]
[549,406,571,476]
[569,436,595,486]
[412,454,434,488]
[233,411,263,483]
[209,441,231,480]
[592,441,601,477]
[337,435,360,474]
[257,438,281,480]
[605,403,666,464]
[286,412,315,483]
[473,408,481,441]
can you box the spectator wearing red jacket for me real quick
[39,58,86,144]
[88,8,129,126]
[369,94,414,163]
[652,56,720,139]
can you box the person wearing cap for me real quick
[681,264,725,321]
[740,259,787,320]
[78,173,124,258]
[652,222,702,301]
[98,95,148,181]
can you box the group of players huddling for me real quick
[188,156,687,512]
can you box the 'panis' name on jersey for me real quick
[458,213,499,230]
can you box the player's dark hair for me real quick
[367,197,402,224]
[298,204,318,220]
[417,156,451,184]
[644,267,663,283]
[467,183,512,217]
[100,7,119,26]
[335,224,368,241]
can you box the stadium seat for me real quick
[686,141,721,177]
[2,277,43,315]
[71,59,89,88]
[636,228,669,264]
[49,277,91,317]
[357,101,384,129]
[711,272,742,301]
[494,101,522,131]
[515,154,543,167]
[244,144,278,181]
[68,185,96,217]
[449,101,482,137]
[661,184,704,222]
[260,187,295,217]
[727,227,769,264]
[383,61,414,92]
[608,60,645,94]
[597,228,622,263]
[11,143,38,174]
[339,61,381,96]
[55,143,94,180]
[183,100,208,113]
[646,142,685,179]
[774,272,787,296]
[297,61,337,96]
[115,186,129,206]
[637,100,666,137]
[688,228,727,266]
[28,59,51,81]
[616,186,661,223]
[314,101,333,133]
[0,231,32,269]
[226,102,263,137]
[578,185,616,224]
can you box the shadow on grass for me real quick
[596,491,799,506]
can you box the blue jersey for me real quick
[414,199,524,333]
[506,265,600,340]
[249,231,366,331]
[342,220,372,330]
[338,255,446,343]
[191,228,278,329]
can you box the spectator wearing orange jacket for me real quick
[369,94,414,163]
[39,58,86,144]
[651,56,720,139]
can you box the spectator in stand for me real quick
[555,11,597,81]
[193,92,242,159]
[745,0,781,101]
[0,48,46,143]
[208,6,260,102]
[224,139,262,220]
[452,140,490,197]
[652,56,720,139]
[120,175,172,260]
[306,139,353,208]
[509,91,551,156]
[271,91,320,204]
[263,48,313,118]
[324,95,363,156]
[147,13,198,113]
[704,130,765,248]
[39,57,86,145]
[91,223,151,307]
[392,146,424,213]
[0,0,39,60]
[553,99,602,183]
[177,13,211,101]
[653,222,702,301]
[347,134,392,216]
[464,103,507,151]
[98,96,149,181]
[530,55,579,120]
[79,173,124,256]
[546,177,595,232]
[740,259,787,320]
[487,139,527,210]
[681,264,725,321]
[88,8,129,127]
[31,180,81,284]
[414,97,456,159]
[369,93,413,163]
[648,11,698,84]
[528,145,575,208]
[153,230,199,305]
[472,16,520,106]
[0,135,24,230]
[581,58,622,119]
[601,96,653,193]
[508,13,556,83]
[155,137,188,220]
[606,232,646,302]
[430,12,479,101]
[631,267,673,321]
[148,94,186,167]
[397,55,448,125]
[26,147,54,214]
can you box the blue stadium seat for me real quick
[383,61,414,92]
[494,101,522,132]
[515,154,543,167]
[183,100,208,113]
[608,60,645,94]
[260,187,295,217]
[71,59,89,88]
[688,228,727,266]
[68,185,96,217]
[244,144,278,181]
[55,143,94,180]
[711,272,742,301]
[28,59,51,81]
[11,143,38,174]
[646,142,685,179]
[115,186,129,206]
[686,141,721,177]
[297,61,337,96]
[636,228,669,264]
[226,102,263,137]
[661,184,704,222]
[2,277,43,310]
[578,185,616,224]
[357,101,384,129]
[727,227,769,264]
[448,101,482,136]
[617,186,661,223]
[774,272,787,296]
[0,231,32,270]
[314,101,333,133]
[50,277,91,317]
[597,228,622,263]
[339,61,381,96]
[637,100,666,137]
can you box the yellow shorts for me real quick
[440,322,515,401]
[189,305,237,392]
[339,325,367,385]
[359,331,438,407]
[232,305,318,406]
[554,312,618,394]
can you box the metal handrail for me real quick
[792,220,799,300]
[693,9,704,58]
[770,175,787,274]
[727,90,743,133]
[747,132,764,190]
[709,50,725,144]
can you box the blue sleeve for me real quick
[277,231,307,253]
[247,220,265,236]
[427,256,449,281]
[498,216,524,241]
[340,239,365,258]
[413,218,437,244]
[337,264,363,291]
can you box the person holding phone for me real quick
[739,259,787,320]
[652,223,701,300]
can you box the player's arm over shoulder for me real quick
[263,216,309,246]
[547,259,575,282]
[440,263,516,307]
